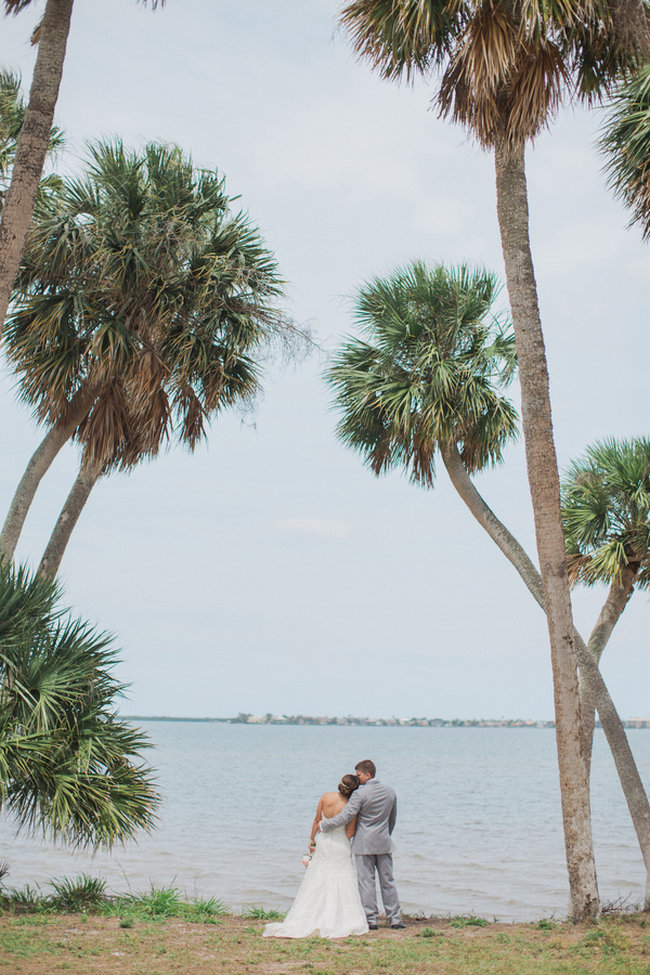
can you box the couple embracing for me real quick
[264,759,405,939]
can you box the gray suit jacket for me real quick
[321,778,397,855]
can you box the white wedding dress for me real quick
[263,814,369,939]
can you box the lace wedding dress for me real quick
[263,815,368,939]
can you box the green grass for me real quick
[0,883,43,911]
[449,913,490,927]
[2,875,650,975]
[241,904,285,920]
[190,895,230,919]
[125,884,184,918]
[50,874,107,911]
[0,874,230,923]
[0,925,61,959]
[98,884,230,922]
[1,909,650,974]
[536,917,559,930]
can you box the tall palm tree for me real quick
[0,0,75,337]
[0,560,159,847]
[0,0,163,337]
[600,63,650,237]
[563,438,650,757]
[1,139,293,575]
[327,260,650,907]
[336,0,649,919]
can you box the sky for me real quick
[1,0,648,720]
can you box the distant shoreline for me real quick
[122,714,650,729]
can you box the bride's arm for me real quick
[309,796,325,851]
[345,815,358,840]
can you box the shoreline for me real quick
[123,714,650,728]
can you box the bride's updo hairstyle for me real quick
[338,774,360,798]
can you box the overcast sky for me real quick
[1,0,648,720]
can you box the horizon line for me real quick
[120,713,650,727]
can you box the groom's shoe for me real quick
[390,921,406,930]
[367,922,378,930]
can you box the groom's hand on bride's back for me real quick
[321,790,362,832]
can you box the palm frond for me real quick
[340,0,464,82]
[562,437,650,587]
[600,64,650,238]
[326,260,519,487]
[7,136,294,476]
[340,0,646,149]
[0,564,160,848]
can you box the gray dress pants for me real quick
[355,853,402,925]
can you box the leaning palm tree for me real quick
[1,139,294,575]
[0,0,163,337]
[327,260,650,906]
[336,0,650,919]
[0,560,159,847]
[563,438,650,759]
[329,261,518,482]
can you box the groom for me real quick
[320,759,405,930]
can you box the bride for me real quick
[263,774,369,939]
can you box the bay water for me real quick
[1,722,648,921]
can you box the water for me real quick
[1,723,648,921]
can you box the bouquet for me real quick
[301,854,312,868]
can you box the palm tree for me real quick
[600,63,650,237]
[0,69,75,565]
[328,261,518,482]
[0,560,159,848]
[563,438,650,757]
[336,0,649,919]
[0,67,64,208]
[0,68,23,185]
[327,260,650,907]
[1,139,293,575]
[0,0,163,338]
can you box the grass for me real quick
[49,874,107,912]
[536,917,560,930]
[0,877,230,924]
[1,910,650,974]
[1,877,649,974]
[449,913,490,928]
[0,883,649,975]
[241,904,286,920]
[0,884,42,910]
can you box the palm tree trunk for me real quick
[586,567,638,662]
[441,443,650,907]
[0,0,75,335]
[0,389,95,563]
[493,135,599,921]
[581,568,638,771]
[613,0,650,53]
[38,448,101,579]
[577,628,650,909]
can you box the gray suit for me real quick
[321,778,402,925]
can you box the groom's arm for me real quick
[388,795,397,834]
[320,790,363,832]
